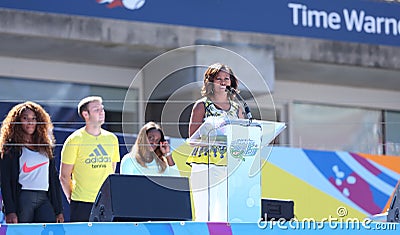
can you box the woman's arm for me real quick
[159,141,175,166]
[49,158,64,222]
[238,106,245,119]
[188,101,205,137]
[1,151,18,222]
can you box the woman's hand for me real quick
[56,213,65,223]
[159,141,170,155]
[159,141,175,166]
[6,212,18,224]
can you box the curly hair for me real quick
[132,122,167,173]
[0,101,55,159]
[201,63,239,99]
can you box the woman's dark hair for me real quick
[201,63,239,99]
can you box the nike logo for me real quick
[22,161,48,173]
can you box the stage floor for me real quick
[0,221,398,235]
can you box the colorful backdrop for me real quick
[171,141,400,221]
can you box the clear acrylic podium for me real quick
[188,116,286,222]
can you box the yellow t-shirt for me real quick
[61,127,120,202]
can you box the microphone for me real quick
[226,86,253,120]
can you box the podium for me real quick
[188,117,286,222]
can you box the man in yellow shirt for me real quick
[60,96,120,222]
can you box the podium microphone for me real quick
[226,86,253,120]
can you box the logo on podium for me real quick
[229,138,258,161]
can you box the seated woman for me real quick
[120,122,179,176]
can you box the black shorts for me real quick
[69,200,94,222]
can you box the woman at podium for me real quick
[187,63,244,221]
[120,122,179,176]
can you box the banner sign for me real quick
[0,0,399,47]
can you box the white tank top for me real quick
[19,147,49,191]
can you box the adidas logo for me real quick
[85,144,112,164]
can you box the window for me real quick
[384,111,400,156]
[291,102,383,154]
[0,77,139,134]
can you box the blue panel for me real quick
[0,0,399,46]
[1,222,400,235]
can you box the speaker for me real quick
[261,198,294,221]
[387,182,400,222]
[89,174,192,222]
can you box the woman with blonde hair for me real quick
[120,121,178,176]
[0,101,64,223]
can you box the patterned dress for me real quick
[187,97,240,166]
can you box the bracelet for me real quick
[163,152,172,157]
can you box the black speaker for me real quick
[89,174,192,222]
[261,198,294,221]
[387,182,400,222]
